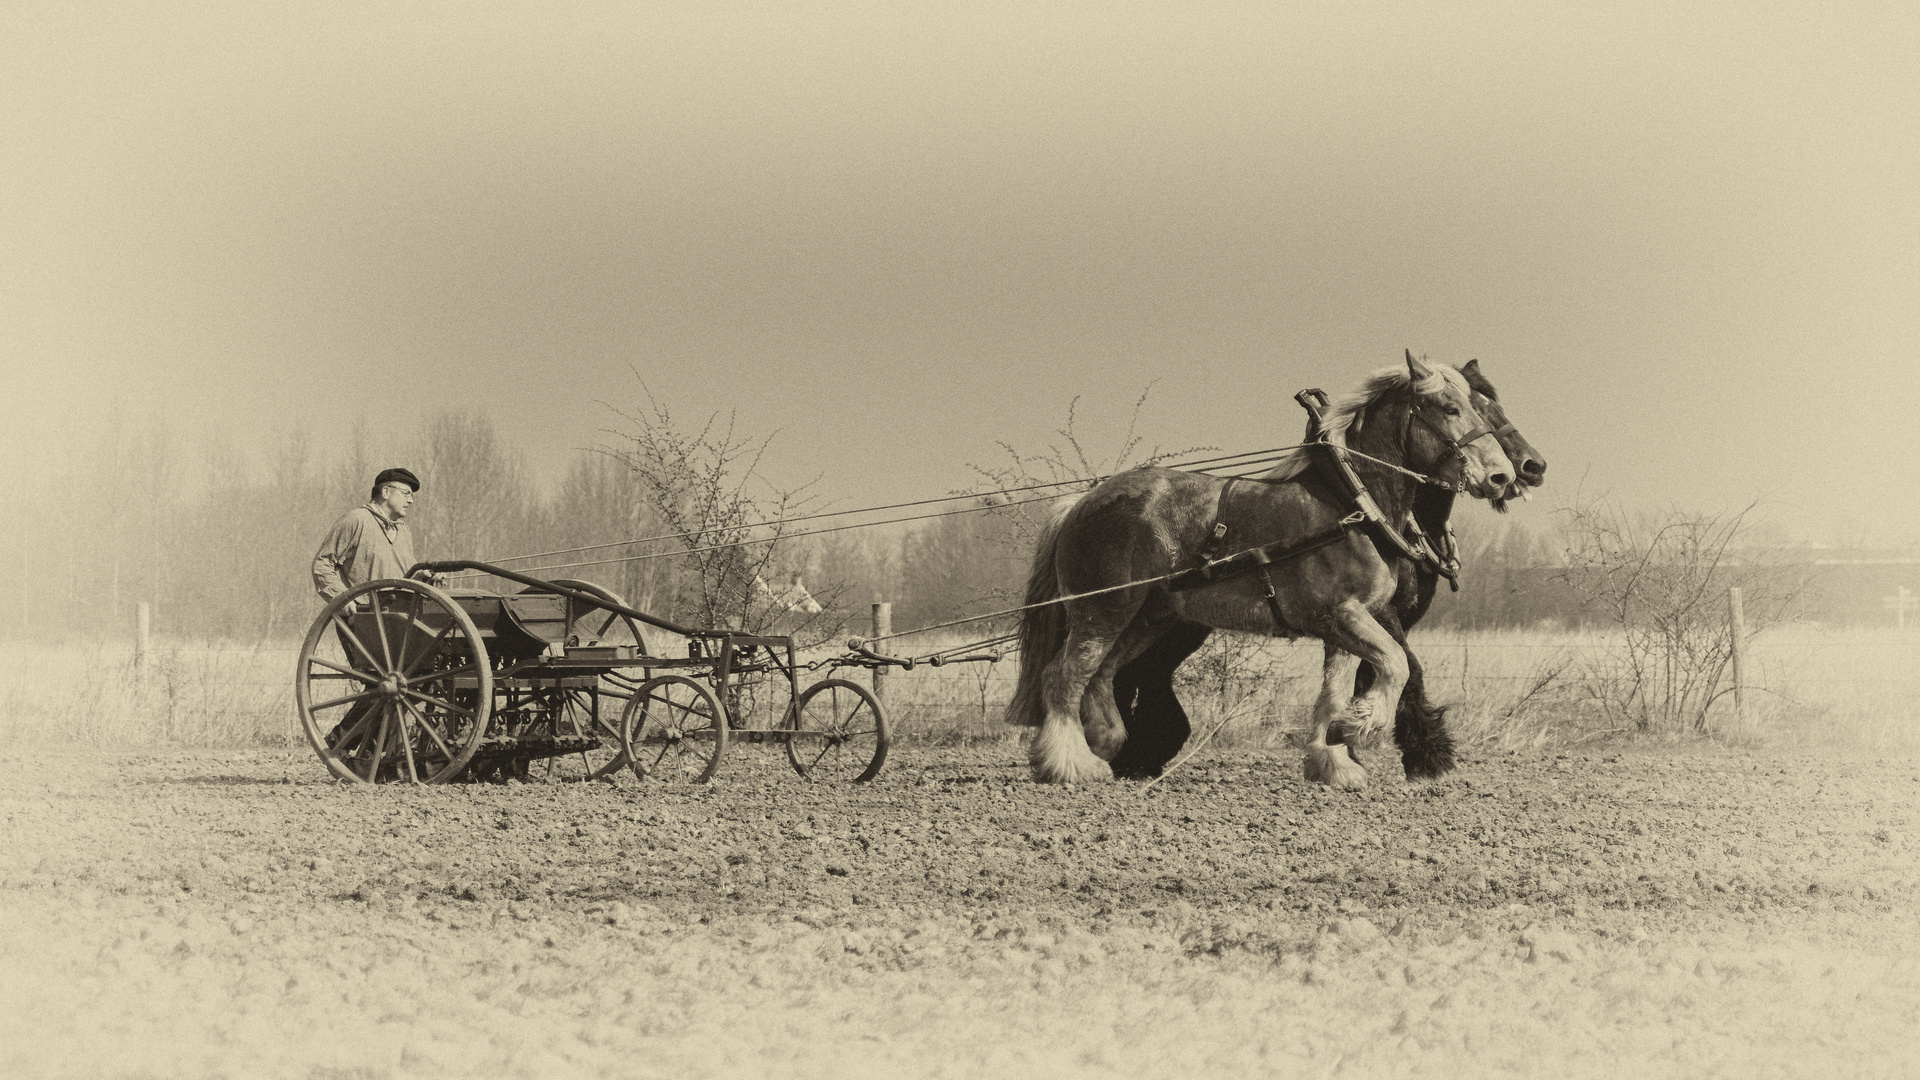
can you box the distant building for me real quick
[754,573,823,615]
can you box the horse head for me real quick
[1399,351,1515,501]
[1458,359,1547,512]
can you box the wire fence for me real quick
[2,622,1913,750]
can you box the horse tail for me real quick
[1005,498,1080,727]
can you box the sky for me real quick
[5,1,1918,547]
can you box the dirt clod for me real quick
[2,744,1917,1078]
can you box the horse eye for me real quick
[1444,405,1461,416]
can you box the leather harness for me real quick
[1166,385,1503,627]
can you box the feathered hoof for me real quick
[1302,744,1368,791]
[1030,726,1116,784]
[1401,760,1456,784]
[1399,746,1457,783]
[1031,756,1115,785]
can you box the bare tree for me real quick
[892,506,1027,630]
[328,415,382,514]
[599,388,841,643]
[529,452,679,616]
[413,410,532,571]
[1556,495,1803,735]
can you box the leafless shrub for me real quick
[1173,632,1305,742]
[969,383,1211,554]
[1555,496,1803,735]
[599,387,844,644]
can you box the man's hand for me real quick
[410,569,451,588]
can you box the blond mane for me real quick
[1258,363,1469,482]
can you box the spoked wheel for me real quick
[537,578,652,656]
[619,675,728,783]
[516,578,642,783]
[786,678,890,782]
[525,686,628,783]
[296,578,492,784]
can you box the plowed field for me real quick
[3,743,1916,1078]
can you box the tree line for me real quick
[8,399,1888,647]
[3,403,1029,644]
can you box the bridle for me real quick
[1401,391,1512,490]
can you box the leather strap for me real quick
[1200,477,1241,560]
[1296,393,1447,575]
[1165,512,1365,594]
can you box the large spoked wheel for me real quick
[537,578,652,656]
[296,578,492,784]
[526,686,628,783]
[620,675,728,783]
[786,679,890,782]
[518,578,645,782]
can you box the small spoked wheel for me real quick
[786,678,890,782]
[525,686,628,783]
[296,578,492,784]
[517,578,642,783]
[619,675,728,783]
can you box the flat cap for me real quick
[373,467,421,492]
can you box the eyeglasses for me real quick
[381,486,417,499]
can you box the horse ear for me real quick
[1405,349,1433,380]
[1461,358,1481,379]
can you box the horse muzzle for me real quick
[1463,446,1517,501]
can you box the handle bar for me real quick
[411,559,709,637]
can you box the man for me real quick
[312,467,443,600]
[310,468,445,760]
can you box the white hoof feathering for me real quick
[1302,744,1368,791]
[1031,724,1116,784]
[1343,697,1381,737]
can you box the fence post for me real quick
[1727,587,1747,727]
[871,601,892,705]
[135,601,152,679]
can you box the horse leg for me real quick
[1393,643,1455,780]
[1338,660,1372,769]
[1110,621,1211,779]
[1342,607,1407,767]
[1079,614,1168,762]
[1079,652,1129,764]
[1353,625,1456,780]
[1303,601,1408,791]
[1031,603,1141,784]
[1304,646,1366,789]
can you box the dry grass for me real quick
[3,626,1915,754]
[838,628,1603,756]
[1735,624,1920,751]
[0,641,299,749]
[829,624,1920,757]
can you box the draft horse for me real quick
[1107,359,1548,782]
[1006,353,1516,789]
